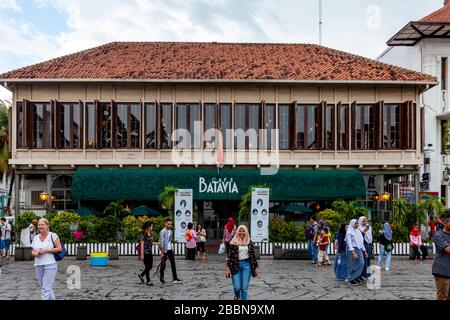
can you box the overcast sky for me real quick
[0,0,446,102]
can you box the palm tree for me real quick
[159,186,176,214]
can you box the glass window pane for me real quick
[86,103,96,148]
[116,104,128,148]
[160,103,172,149]
[204,103,216,147]
[264,104,275,150]
[279,105,290,150]
[130,104,141,148]
[307,105,317,149]
[145,103,156,149]
[220,103,231,149]
[17,102,24,148]
[296,105,305,149]
[338,105,348,150]
[325,105,334,150]
[100,103,112,148]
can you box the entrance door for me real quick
[200,200,239,245]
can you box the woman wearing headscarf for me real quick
[409,225,428,261]
[225,225,260,300]
[345,219,368,285]
[223,217,237,256]
[377,223,393,271]
[358,216,373,279]
[334,223,349,281]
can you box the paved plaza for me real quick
[0,255,436,300]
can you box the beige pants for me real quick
[435,276,450,300]
[317,250,330,264]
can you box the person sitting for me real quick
[409,226,428,261]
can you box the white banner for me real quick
[250,188,269,242]
[174,189,193,243]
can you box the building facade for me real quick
[0,42,435,237]
[378,1,450,206]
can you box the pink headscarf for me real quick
[230,225,250,246]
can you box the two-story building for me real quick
[0,42,436,237]
[379,1,450,205]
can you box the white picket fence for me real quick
[10,242,436,256]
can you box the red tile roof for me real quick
[420,3,450,23]
[0,42,436,83]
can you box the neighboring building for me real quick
[378,1,450,206]
[0,42,435,239]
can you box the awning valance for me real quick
[72,168,366,202]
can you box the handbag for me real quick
[51,233,68,261]
[385,242,393,252]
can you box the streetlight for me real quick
[40,192,49,215]
[380,192,391,201]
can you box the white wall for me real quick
[379,39,450,203]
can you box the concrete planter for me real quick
[22,247,33,261]
[77,246,87,260]
[14,246,23,261]
[254,245,261,260]
[273,245,283,260]
[109,246,119,260]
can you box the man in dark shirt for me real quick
[432,213,450,300]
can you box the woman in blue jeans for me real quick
[31,218,62,300]
[377,223,393,271]
[345,219,368,285]
[225,225,260,300]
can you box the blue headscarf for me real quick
[382,223,393,241]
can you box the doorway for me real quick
[197,200,239,245]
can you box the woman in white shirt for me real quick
[31,218,62,300]
[345,219,368,285]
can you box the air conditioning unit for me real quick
[393,183,400,200]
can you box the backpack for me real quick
[185,230,192,241]
[305,224,315,240]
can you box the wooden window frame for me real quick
[295,104,320,150]
[28,102,53,149]
[263,102,276,150]
[337,103,349,150]
[115,102,141,149]
[56,101,83,149]
[234,103,260,150]
[352,103,377,150]
[203,102,217,149]
[175,102,201,149]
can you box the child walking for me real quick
[317,228,331,266]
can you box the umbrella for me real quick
[131,205,162,216]
[272,203,313,215]
[75,207,102,217]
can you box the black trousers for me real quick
[160,250,178,280]
[187,248,196,260]
[411,245,428,260]
[140,254,153,283]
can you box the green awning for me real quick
[272,203,314,214]
[72,168,366,201]
[131,206,162,216]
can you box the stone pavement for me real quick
[0,255,436,300]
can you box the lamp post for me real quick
[40,192,49,215]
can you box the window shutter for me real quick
[375,101,383,150]
[260,100,265,150]
[53,100,60,149]
[24,100,33,148]
[318,101,325,150]
[111,100,117,149]
[401,101,409,149]
[290,101,296,150]
[351,102,356,150]
[95,100,100,148]
[79,100,84,149]
[156,100,160,149]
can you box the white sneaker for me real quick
[385,268,390,271]
[375,266,381,270]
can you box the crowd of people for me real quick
[18,211,450,301]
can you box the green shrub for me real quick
[15,211,39,235]
[123,215,141,242]
[269,217,305,242]
[391,224,409,243]
[317,208,344,234]
[48,211,80,243]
